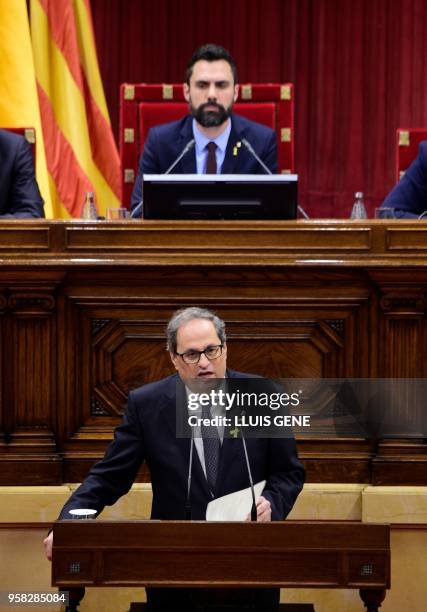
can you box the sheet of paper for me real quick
[206,480,266,521]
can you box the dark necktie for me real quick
[201,403,220,494]
[205,141,217,174]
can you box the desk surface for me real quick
[0,219,426,266]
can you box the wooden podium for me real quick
[52,520,390,611]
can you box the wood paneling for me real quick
[0,220,426,485]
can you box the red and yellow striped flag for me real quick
[30,0,120,218]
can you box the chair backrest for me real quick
[119,83,295,206]
[0,127,36,168]
[396,128,427,180]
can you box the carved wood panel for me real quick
[0,221,425,485]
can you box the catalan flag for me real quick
[30,0,120,218]
[0,0,52,215]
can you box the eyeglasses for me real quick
[176,344,224,364]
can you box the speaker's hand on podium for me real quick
[43,531,53,561]
[245,495,271,522]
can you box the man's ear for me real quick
[183,82,190,103]
[233,84,239,103]
[170,351,179,371]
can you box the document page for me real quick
[206,480,266,521]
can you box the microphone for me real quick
[241,138,272,176]
[241,137,310,219]
[165,138,196,175]
[130,139,196,219]
[239,411,257,521]
[130,201,143,218]
[185,431,194,520]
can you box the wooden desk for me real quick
[52,520,390,612]
[0,219,426,485]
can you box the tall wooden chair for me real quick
[119,83,295,206]
[395,127,427,180]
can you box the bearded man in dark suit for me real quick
[131,44,278,217]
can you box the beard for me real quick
[191,100,231,127]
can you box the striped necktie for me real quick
[201,403,220,494]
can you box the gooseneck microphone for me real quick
[130,201,143,219]
[130,139,196,218]
[241,137,310,220]
[165,138,196,175]
[239,411,257,521]
[241,138,273,176]
[185,431,194,520]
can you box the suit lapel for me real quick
[165,375,213,499]
[161,376,191,464]
[221,114,247,174]
[177,116,197,173]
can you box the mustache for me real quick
[199,101,226,113]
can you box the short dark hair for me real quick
[185,44,238,85]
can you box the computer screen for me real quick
[142,174,298,220]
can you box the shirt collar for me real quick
[192,118,232,154]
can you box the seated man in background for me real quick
[381,141,427,218]
[44,306,304,611]
[131,44,278,216]
[0,129,44,218]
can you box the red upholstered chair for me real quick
[119,83,295,206]
[0,127,36,167]
[396,128,427,181]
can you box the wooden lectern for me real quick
[52,520,390,611]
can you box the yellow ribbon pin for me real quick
[233,141,242,156]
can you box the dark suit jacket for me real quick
[59,370,304,521]
[0,129,44,218]
[130,113,278,216]
[381,141,427,218]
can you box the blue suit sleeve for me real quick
[381,142,427,218]
[2,137,44,218]
[262,129,278,174]
[130,128,161,215]
[58,392,145,519]
[261,437,305,520]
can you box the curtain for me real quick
[91,0,427,218]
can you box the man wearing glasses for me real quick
[44,307,304,610]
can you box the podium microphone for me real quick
[185,431,194,520]
[240,412,257,521]
[241,138,272,176]
[130,201,143,218]
[165,138,196,175]
[241,137,310,220]
[130,139,196,218]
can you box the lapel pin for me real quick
[229,427,240,438]
[232,141,242,157]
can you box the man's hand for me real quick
[245,495,271,522]
[43,531,53,561]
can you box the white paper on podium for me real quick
[206,480,266,521]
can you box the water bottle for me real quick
[350,191,367,219]
[81,191,98,219]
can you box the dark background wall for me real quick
[91,0,427,217]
